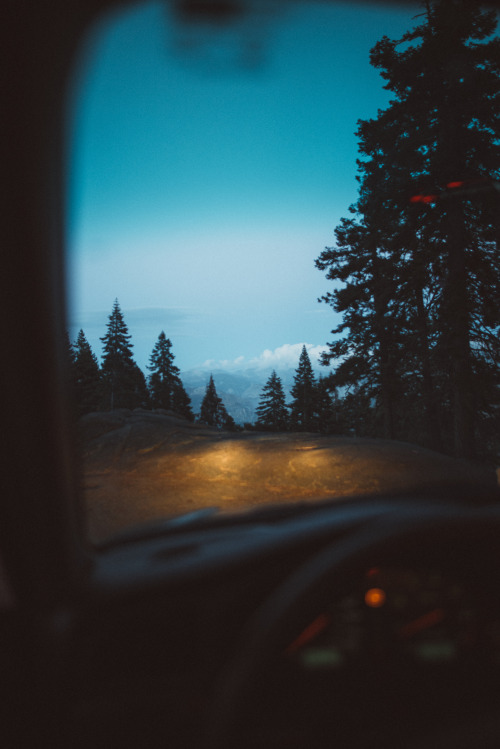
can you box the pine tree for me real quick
[317,1,500,457]
[316,218,403,440]
[199,375,232,429]
[367,0,500,456]
[73,329,103,415]
[100,299,143,410]
[148,332,194,420]
[255,370,289,431]
[289,346,318,431]
[148,332,180,409]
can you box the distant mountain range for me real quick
[181,365,320,424]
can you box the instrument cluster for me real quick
[286,565,500,671]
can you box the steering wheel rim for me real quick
[208,508,500,748]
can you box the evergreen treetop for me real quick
[100,299,144,410]
[199,375,234,429]
[148,332,181,408]
[255,370,289,431]
[100,299,135,369]
[289,346,318,431]
[73,329,102,415]
[147,331,194,420]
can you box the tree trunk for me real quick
[414,284,443,452]
[371,244,395,440]
[445,202,475,458]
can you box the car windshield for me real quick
[67,0,500,543]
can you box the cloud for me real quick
[249,343,329,370]
[200,343,329,373]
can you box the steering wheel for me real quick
[208,508,500,749]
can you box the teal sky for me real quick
[67,0,419,373]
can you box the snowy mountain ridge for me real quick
[181,358,332,425]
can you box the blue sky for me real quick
[67,0,418,373]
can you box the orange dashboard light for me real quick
[365,587,386,608]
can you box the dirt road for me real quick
[80,409,497,542]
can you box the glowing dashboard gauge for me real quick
[365,587,386,608]
[286,566,491,671]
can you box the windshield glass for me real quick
[67,0,500,543]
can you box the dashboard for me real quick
[65,495,500,749]
[273,562,500,748]
[287,564,498,670]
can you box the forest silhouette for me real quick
[316,0,500,461]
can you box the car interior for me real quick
[3,0,500,747]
